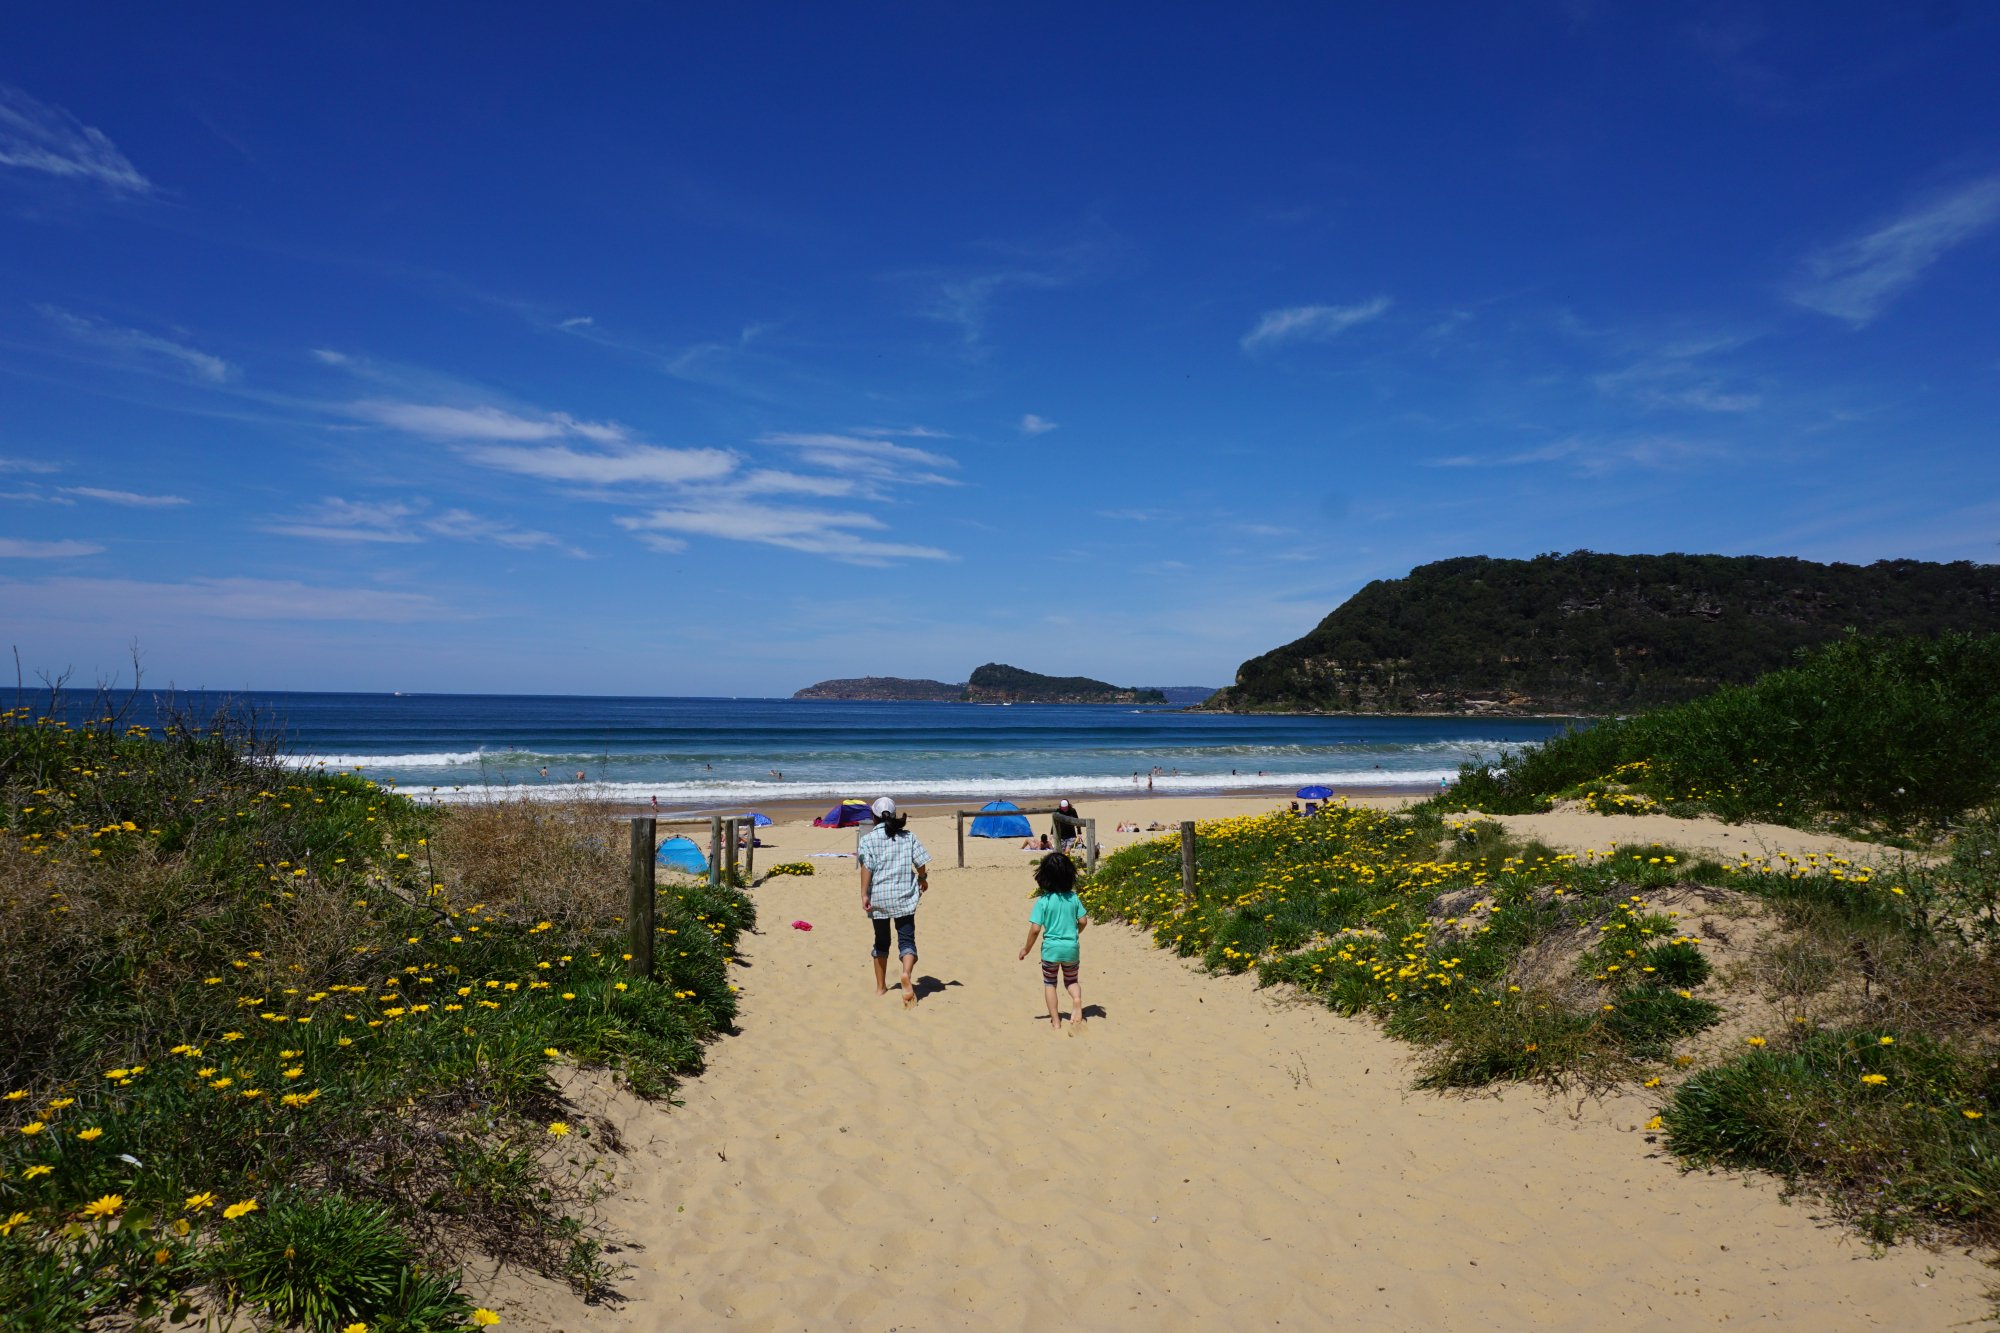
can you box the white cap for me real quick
[871,797,896,817]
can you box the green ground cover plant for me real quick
[1088,803,2000,1262]
[0,702,752,1330]
[1435,631,2000,835]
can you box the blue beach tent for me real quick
[969,799,1033,839]
[656,835,709,874]
[813,799,874,828]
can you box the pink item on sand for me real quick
[791,920,813,931]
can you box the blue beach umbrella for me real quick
[741,812,774,827]
[1296,785,1334,801]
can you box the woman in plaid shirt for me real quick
[857,796,931,1006]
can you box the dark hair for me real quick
[875,810,909,839]
[1033,851,1077,895]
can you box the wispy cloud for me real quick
[0,575,449,622]
[60,486,189,507]
[0,537,103,558]
[1429,434,1725,474]
[262,497,581,554]
[0,457,60,475]
[1241,297,1392,353]
[42,307,232,382]
[1019,414,1058,436]
[1592,332,1762,413]
[616,501,950,566]
[759,431,958,481]
[0,84,152,194]
[348,400,627,443]
[1788,175,2000,327]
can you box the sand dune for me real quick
[481,800,1991,1330]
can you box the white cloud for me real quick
[759,431,956,473]
[310,348,352,365]
[348,401,623,442]
[559,316,594,329]
[42,307,232,382]
[263,496,578,554]
[61,486,189,507]
[0,457,59,474]
[0,487,73,505]
[0,84,151,194]
[1789,176,2000,327]
[0,538,102,558]
[737,469,861,498]
[618,501,950,566]
[1241,297,1392,353]
[1428,435,1724,474]
[0,575,447,622]
[1020,414,1058,435]
[461,442,737,486]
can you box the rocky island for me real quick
[793,663,1167,704]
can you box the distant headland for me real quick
[794,662,1175,705]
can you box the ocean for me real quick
[65,691,1575,809]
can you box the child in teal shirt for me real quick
[1018,851,1089,1032]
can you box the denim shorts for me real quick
[870,913,917,959]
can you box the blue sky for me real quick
[3,3,1997,697]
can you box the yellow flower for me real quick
[222,1199,259,1221]
[1,1210,30,1237]
[81,1194,123,1219]
[1860,1073,1889,1086]
[543,1047,561,1058]
[1,1090,24,1101]
[1745,1036,1767,1048]
[1964,1110,1984,1120]
[1878,1036,1894,1046]
[185,1192,217,1211]
[547,1121,571,1138]
[472,1310,501,1327]
[344,1324,369,1333]
[46,1097,73,1109]
[1642,1077,1662,1088]
[1644,1115,1663,1130]
[76,1127,103,1141]
[23,1164,53,1180]
[283,1067,304,1079]
[19,1121,46,1136]
[103,1068,130,1080]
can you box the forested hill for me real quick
[1202,552,2000,715]
[964,663,1166,704]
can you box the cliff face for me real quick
[1204,552,2000,715]
[791,677,964,702]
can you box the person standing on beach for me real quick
[858,796,930,1007]
[1019,851,1088,1032]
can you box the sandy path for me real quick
[494,804,1992,1330]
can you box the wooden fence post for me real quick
[723,818,738,882]
[1085,818,1098,875]
[1179,820,1197,899]
[956,810,966,868]
[744,817,756,883]
[708,815,722,890]
[627,816,656,979]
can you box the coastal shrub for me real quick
[766,861,815,876]
[1086,808,1722,1090]
[1663,1029,2000,1244]
[0,704,752,1327]
[1435,632,2000,833]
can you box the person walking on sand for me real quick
[858,796,930,1007]
[1019,851,1088,1032]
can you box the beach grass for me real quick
[0,704,751,1330]
[1086,798,2000,1259]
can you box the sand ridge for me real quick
[484,799,1992,1330]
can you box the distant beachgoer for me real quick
[705,762,712,771]
[1146,773,1154,791]
[650,795,659,811]
[1020,851,1088,1032]
[575,770,586,782]
[539,765,549,779]
[1440,776,1449,789]
[1288,801,1300,815]
[857,797,930,1007]
[1053,798,1084,848]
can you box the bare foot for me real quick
[1047,1018,1060,1031]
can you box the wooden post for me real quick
[744,817,756,884]
[956,810,966,868]
[627,817,656,979]
[1179,820,1197,899]
[723,818,738,882]
[708,815,722,890]
[1084,818,1098,875]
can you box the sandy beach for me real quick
[480,797,1993,1330]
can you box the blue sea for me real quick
[70,692,1574,809]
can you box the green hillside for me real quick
[964,663,1166,704]
[1205,552,2000,715]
